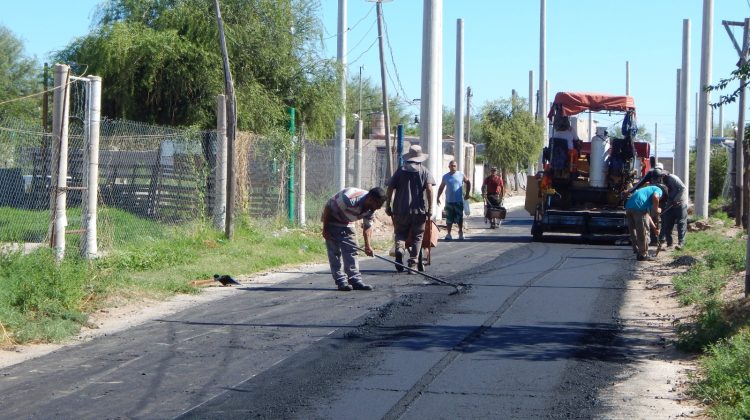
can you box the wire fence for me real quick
[0,113,345,256]
[0,77,487,258]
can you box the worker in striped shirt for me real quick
[321,187,387,291]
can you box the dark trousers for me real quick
[660,203,687,246]
[393,214,427,265]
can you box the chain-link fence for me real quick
[1,80,482,258]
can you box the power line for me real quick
[323,3,375,40]
[346,19,377,56]
[381,7,414,104]
[348,37,379,66]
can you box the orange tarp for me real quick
[547,92,635,119]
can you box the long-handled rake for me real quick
[355,246,465,294]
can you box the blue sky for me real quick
[4,1,750,156]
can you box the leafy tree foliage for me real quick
[707,63,750,107]
[479,96,543,173]
[55,0,340,138]
[0,26,40,123]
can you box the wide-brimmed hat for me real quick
[655,162,664,170]
[403,145,428,162]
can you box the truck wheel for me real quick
[531,221,543,241]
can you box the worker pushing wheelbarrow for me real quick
[481,166,506,229]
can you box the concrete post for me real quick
[51,64,71,262]
[81,75,101,259]
[214,94,227,230]
[336,0,347,190]
[735,18,749,227]
[538,0,547,157]
[679,19,691,193]
[354,119,362,188]
[420,0,443,216]
[672,69,682,172]
[695,0,714,219]
[625,61,630,96]
[454,18,465,173]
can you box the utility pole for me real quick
[678,19,691,196]
[359,65,364,118]
[336,0,347,190]
[625,61,630,96]
[695,0,714,219]
[538,0,547,168]
[375,0,393,178]
[465,86,472,144]
[528,70,535,174]
[454,18,465,172]
[214,0,237,240]
[672,68,682,172]
[721,18,749,228]
[420,0,443,215]
[654,122,658,158]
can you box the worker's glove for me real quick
[385,206,393,217]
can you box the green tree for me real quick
[0,25,40,123]
[55,0,340,139]
[479,96,543,175]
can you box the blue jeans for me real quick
[660,203,687,246]
[325,225,362,286]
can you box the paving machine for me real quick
[526,92,650,241]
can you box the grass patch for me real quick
[0,210,329,345]
[691,329,750,419]
[671,221,750,417]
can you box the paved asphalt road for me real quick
[0,199,635,419]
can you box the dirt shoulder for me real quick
[599,248,705,418]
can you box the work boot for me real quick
[407,262,417,274]
[636,255,654,262]
[458,232,465,240]
[350,281,373,291]
[445,233,453,241]
[675,243,684,250]
[395,248,404,272]
[337,283,353,291]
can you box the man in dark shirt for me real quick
[385,145,436,272]
[629,163,688,249]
